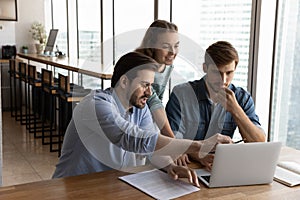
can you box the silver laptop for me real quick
[197,142,282,188]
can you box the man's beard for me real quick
[129,92,149,109]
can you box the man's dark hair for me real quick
[111,52,158,87]
[205,41,239,67]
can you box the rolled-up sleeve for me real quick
[236,88,261,126]
[93,93,158,154]
[147,87,164,112]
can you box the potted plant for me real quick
[22,46,28,54]
[29,22,47,54]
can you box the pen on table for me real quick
[234,139,244,144]
[209,139,245,154]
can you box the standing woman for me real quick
[135,20,179,138]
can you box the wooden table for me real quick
[0,146,299,199]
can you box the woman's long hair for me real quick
[135,20,178,59]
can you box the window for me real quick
[171,0,252,90]
[78,0,101,61]
[270,0,300,150]
[49,0,255,111]
[52,0,68,56]
[49,0,253,90]
[114,0,154,60]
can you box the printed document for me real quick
[119,169,200,199]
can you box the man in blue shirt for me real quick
[166,41,265,170]
[52,52,232,186]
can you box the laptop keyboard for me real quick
[202,175,211,183]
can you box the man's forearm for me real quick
[232,107,266,142]
[155,134,201,159]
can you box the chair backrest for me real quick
[41,68,54,87]
[9,58,21,74]
[9,59,15,74]
[58,73,70,93]
[19,62,27,77]
[28,64,37,80]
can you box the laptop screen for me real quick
[44,29,59,52]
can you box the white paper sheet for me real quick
[119,169,200,199]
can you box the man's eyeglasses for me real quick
[140,81,151,91]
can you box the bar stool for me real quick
[27,64,43,137]
[18,62,31,126]
[56,73,91,156]
[41,68,59,146]
[18,62,38,127]
[8,59,17,117]
[8,59,22,119]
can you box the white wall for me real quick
[0,21,16,57]
[15,0,45,53]
[0,0,45,55]
[0,0,45,186]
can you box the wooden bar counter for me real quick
[0,146,299,199]
[0,59,9,64]
[17,53,112,80]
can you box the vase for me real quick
[35,43,44,54]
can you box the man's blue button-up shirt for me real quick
[166,77,262,140]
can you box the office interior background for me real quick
[0,0,299,185]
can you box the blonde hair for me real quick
[135,20,178,59]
